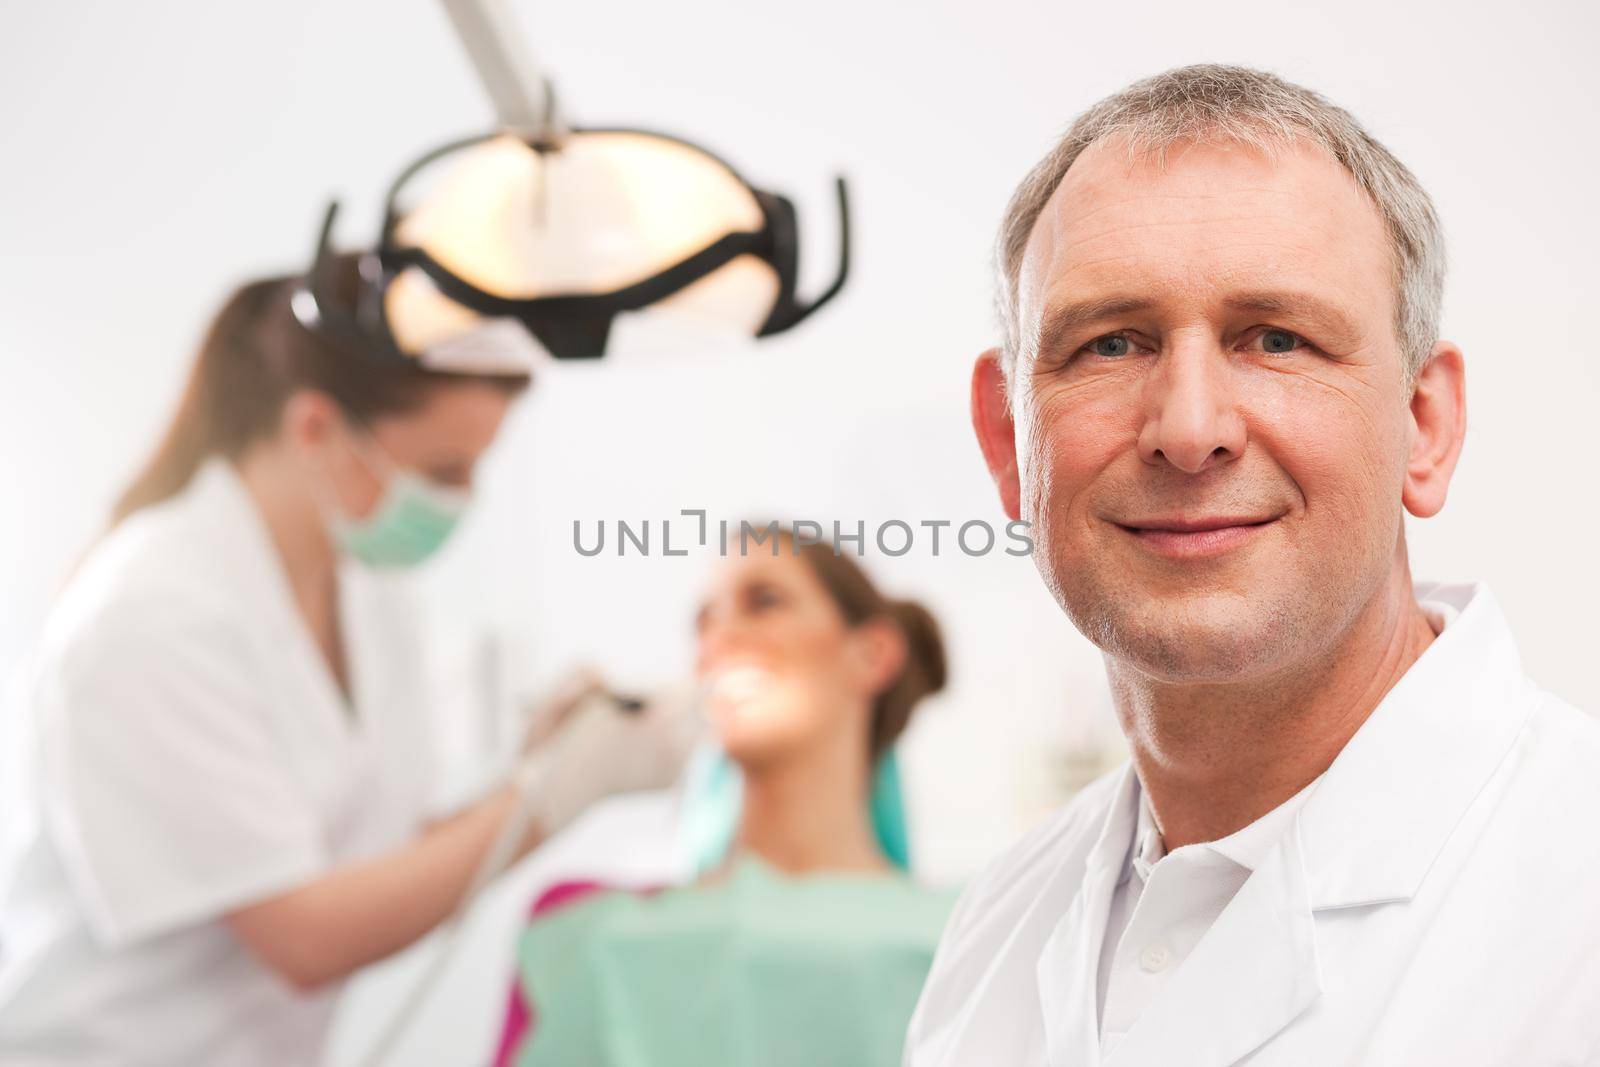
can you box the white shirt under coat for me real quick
[0,460,435,1066]
[1095,768,1320,1057]
[904,582,1600,1066]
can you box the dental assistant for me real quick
[0,264,666,1065]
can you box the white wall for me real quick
[4,0,1598,1059]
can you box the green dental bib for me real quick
[512,856,956,1067]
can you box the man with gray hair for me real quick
[905,65,1600,1066]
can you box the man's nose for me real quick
[1136,340,1247,474]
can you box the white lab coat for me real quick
[0,460,435,1066]
[905,582,1600,1066]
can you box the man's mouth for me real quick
[1112,514,1281,559]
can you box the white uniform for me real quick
[0,460,435,1066]
[905,582,1600,1067]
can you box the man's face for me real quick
[1000,137,1416,683]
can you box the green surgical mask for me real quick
[329,429,472,569]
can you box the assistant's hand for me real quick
[514,675,704,839]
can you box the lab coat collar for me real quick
[1036,765,1140,1066]
[185,459,378,721]
[1297,581,1531,910]
[185,459,310,645]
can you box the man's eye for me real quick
[1086,335,1132,358]
[1256,329,1303,355]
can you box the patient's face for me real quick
[694,550,866,771]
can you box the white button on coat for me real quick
[904,583,1600,1067]
[1138,944,1171,973]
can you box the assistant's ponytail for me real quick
[110,279,286,525]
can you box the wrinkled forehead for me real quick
[1017,135,1395,349]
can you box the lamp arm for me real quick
[436,0,562,140]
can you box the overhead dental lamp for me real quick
[293,0,851,369]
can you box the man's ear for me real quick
[1401,341,1467,519]
[972,347,1022,521]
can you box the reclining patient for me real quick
[494,529,957,1066]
